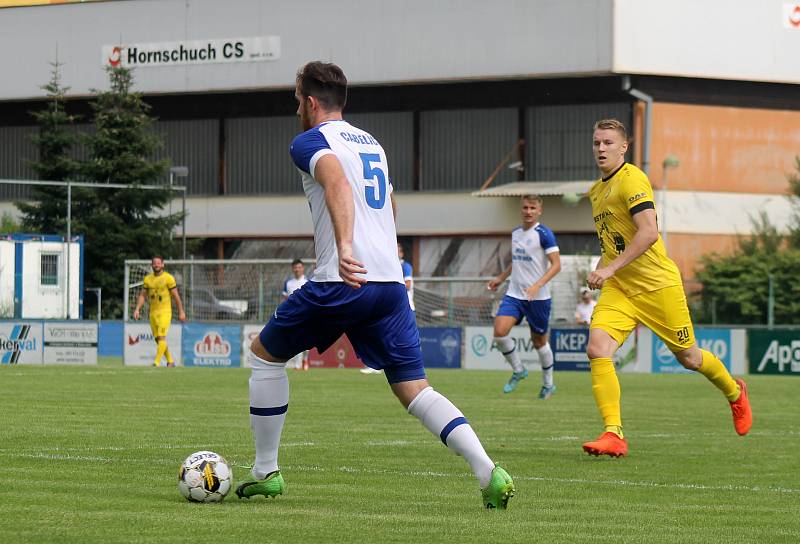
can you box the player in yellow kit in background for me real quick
[581,119,752,457]
[133,256,187,367]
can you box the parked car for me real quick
[186,288,246,321]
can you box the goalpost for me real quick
[123,258,314,322]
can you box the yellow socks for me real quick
[697,349,740,402]
[165,346,174,364]
[590,357,623,438]
[155,339,167,367]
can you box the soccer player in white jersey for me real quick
[236,61,515,509]
[487,195,562,399]
[282,259,308,301]
[282,259,308,369]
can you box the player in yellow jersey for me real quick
[581,119,752,457]
[133,256,186,367]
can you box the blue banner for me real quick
[551,328,591,371]
[420,327,462,368]
[182,324,241,367]
[652,328,731,374]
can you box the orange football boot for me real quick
[730,378,752,436]
[582,432,628,457]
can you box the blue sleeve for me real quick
[401,261,413,278]
[289,128,332,174]
[281,279,289,296]
[537,225,558,251]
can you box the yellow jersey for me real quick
[589,162,682,296]
[142,271,177,314]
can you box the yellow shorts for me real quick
[590,283,695,353]
[149,313,172,338]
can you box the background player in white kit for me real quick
[282,259,308,369]
[487,195,561,399]
[236,61,515,509]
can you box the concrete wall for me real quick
[0,0,614,100]
[650,102,800,194]
[614,0,800,85]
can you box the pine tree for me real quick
[78,65,180,318]
[18,61,79,233]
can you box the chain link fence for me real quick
[125,258,593,326]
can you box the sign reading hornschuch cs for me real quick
[102,36,280,68]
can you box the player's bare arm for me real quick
[487,264,512,291]
[170,287,186,322]
[133,289,146,320]
[315,153,368,288]
[391,192,397,221]
[525,251,561,300]
[587,208,659,289]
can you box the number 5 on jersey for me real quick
[360,152,387,209]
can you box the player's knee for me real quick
[676,349,702,370]
[493,335,515,354]
[586,339,613,360]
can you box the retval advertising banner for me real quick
[123,323,183,366]
[419,327,462,368]
[43,321,97,365]
[463,326,542,370]
[0,322,42,364]
[182,324,241,368]
[748,329,800,376]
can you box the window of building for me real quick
[40,253,59,286]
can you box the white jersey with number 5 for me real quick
[290,120,402,284]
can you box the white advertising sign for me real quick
[43,322,98,365]
[102,36,280,68]
[464,326,543,370]
[241,325,262,368]
[0,322,43,365]
[123,323,182,366]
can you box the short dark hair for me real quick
[296,61,347,111]
[291,259,304,267]
[152,255,163,262]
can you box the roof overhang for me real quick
[472,180,593,197]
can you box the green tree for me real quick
[695,159,800,325]
[17,61,79,234]
[0,212,20,234]
[78,65,180,318]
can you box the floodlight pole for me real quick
[66,182,71,319]
[660,156,680,247]
[169,166,189,260]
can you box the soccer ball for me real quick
[178,451,233,502]
[561,192,583,207]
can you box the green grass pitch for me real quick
[1,362,798,543]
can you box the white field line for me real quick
[1,449,796,494]
[278,464,800,495]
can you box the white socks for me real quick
[537,344,555,387]
[493,335,524,373]
[407,387,495,487]
[248,351,289,479]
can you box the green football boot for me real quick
[235,470,285,499]
[481,465,515,509]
